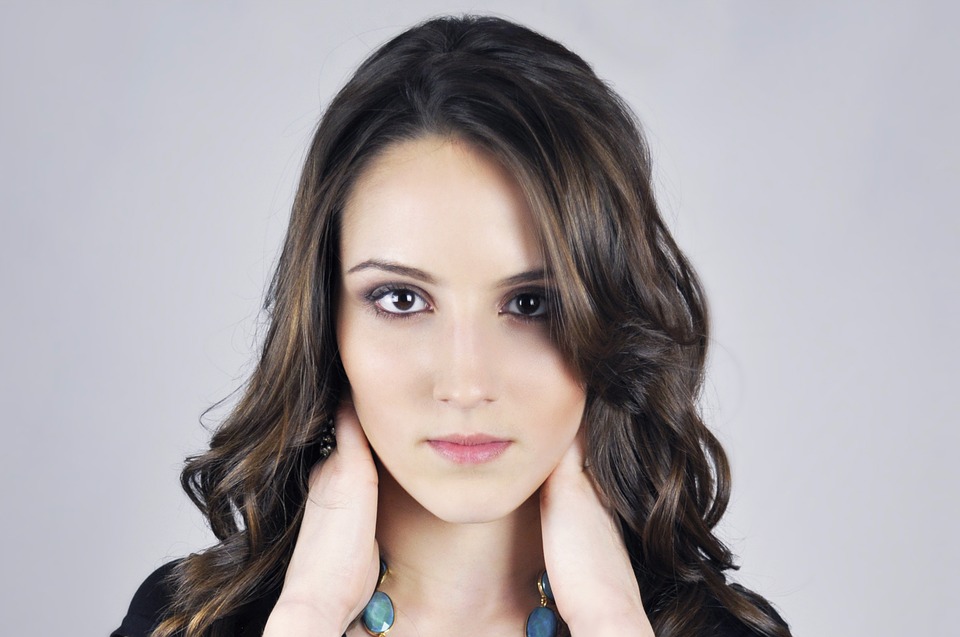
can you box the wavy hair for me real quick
[153,15,789,637]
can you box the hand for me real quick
[539,431,654,637]
[264,399,381,637]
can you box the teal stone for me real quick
[362,591,395,635]
[539,571,554,602]
[525,606,558,637]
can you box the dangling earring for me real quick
[317,416,336,459]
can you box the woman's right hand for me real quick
[263,399,381,637]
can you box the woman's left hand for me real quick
[539,432,655,637]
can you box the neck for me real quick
[371,466,545,636]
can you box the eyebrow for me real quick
[345,259,548,288]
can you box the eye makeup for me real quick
[498,287,551,324]
[363,283,433,320]
[358,282,554,324]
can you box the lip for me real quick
[427,434,511,464]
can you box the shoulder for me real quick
[112,559,183,637]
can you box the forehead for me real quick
[339,136,542,277]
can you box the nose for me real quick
[432,313,499,409]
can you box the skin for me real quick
[264,136,653,637]
[337,134,586,527]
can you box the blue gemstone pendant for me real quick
[362,590,395,636]
[362,560,559,637]
[525,605,559,637]
[526,570,558,637]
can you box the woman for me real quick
[114,15,790,637]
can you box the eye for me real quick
[372,287,430,315]
[503,292,548,319]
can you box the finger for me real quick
[552,427,587,477]
[331,400,370,456]
[307,400,369,486]
[307,401,377,501]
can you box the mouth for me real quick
[426,434,512,464]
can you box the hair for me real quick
[153,14,789,637]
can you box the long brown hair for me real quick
[154,15,789,637]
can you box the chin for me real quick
[395,471,540,525]
[423,495,526,525]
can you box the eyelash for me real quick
[364,284,430,320]
[363,284,551,323]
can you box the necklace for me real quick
[361,558,560,637]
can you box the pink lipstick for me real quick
[427,434,511,464]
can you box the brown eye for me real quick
[504,292,547,318]
[374,288,429,314]
[391,290,416,311]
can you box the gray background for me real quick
[2,1,957,635]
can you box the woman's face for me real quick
[337,135,586,524]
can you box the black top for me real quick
[113,560,781,637]
[112,560,281,637]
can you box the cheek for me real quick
[501,341,586,482]
[505,338,585,423]
[338,305,584,453]
[337,310,433,443]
